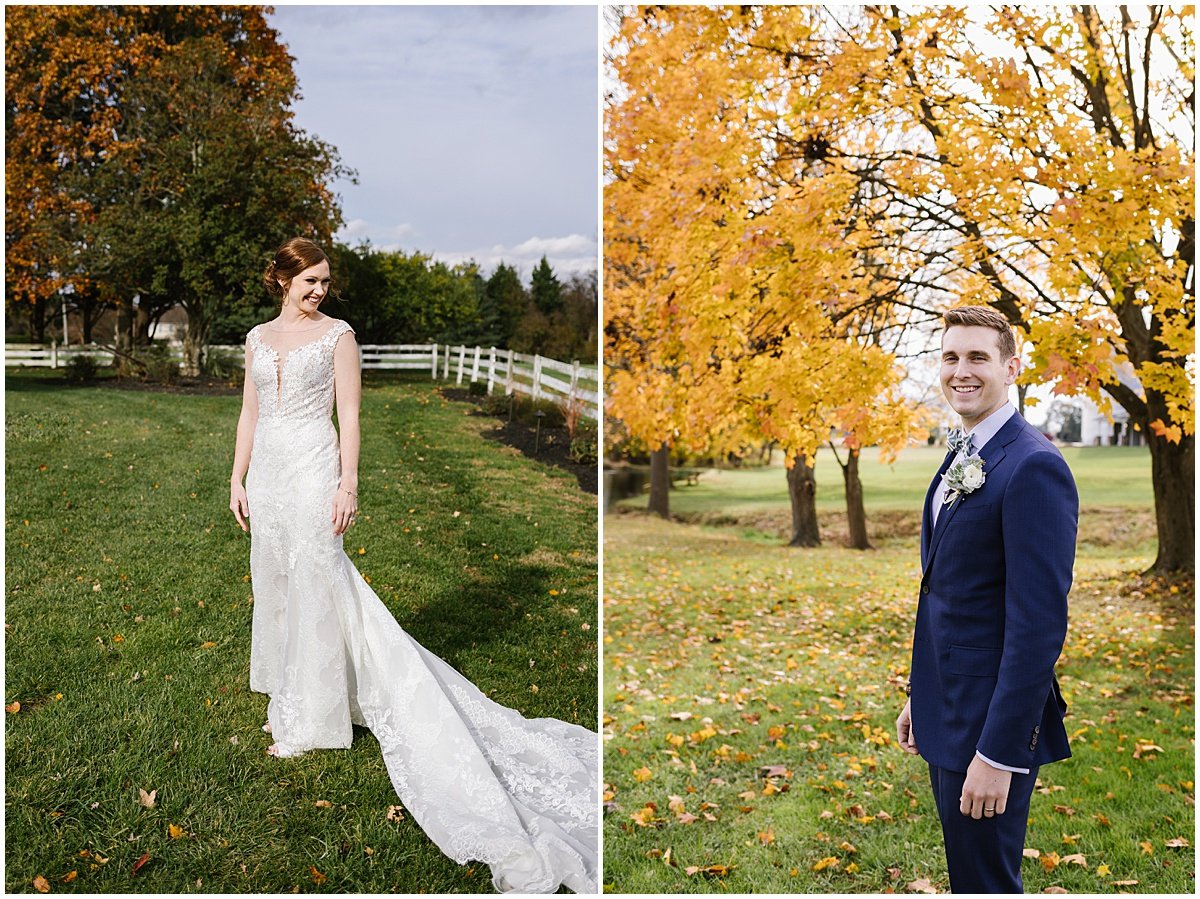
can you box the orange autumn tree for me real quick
[6,6,347,373]
[813,5,1195,571]
[605,6,925,539]
[610,5,1193,571]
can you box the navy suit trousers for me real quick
[928,764,1040,893]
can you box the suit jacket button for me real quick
[1034,725,1041,734]
[921,585,930,595]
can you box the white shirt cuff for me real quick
[976,750,1030,775]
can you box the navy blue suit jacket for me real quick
[910,412,1077,773]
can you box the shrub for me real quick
[467,380,487,397]
[517,397,565,429]
[63,353,100,384]
[569,419,598,464]
[481,393,514,416]
[137,344,181,385]
[204,346,243,380]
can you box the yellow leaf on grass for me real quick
[168,824,186,840]
[757,827,775,846]
[1139,840,1153,855]
[32,876,50,893]
[200,641,217,649]
[632,767,653,782]
[5,701,20,714]
[812,856,839,872]
[310,866,326,885]
[1096,864,1111,876]
[1040,851,1060,871]
[61,871,77,883]
[314,800,332,808]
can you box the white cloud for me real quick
[432,233,597,280]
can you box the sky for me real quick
[268,5,598,280]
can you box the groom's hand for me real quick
[960,755,1012,818]
[895,700,919,755]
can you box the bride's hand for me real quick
[332,487,357,535]
[230,483,250,532]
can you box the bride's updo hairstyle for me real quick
[262,237,340,301]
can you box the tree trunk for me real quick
[1146,429,1195,573]
[648,445,670,519]
[840,448,872,550]
[787,453,820,547]
[114,299,133,355]
[181,309,207,377]
[30,297,46,343]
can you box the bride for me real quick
[228,238,598,893]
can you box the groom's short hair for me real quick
[943,305,1017,360]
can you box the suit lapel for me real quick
[924,413,1026,568]
[921,449,957,569]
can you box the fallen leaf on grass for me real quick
[1060,853,1087,867]
[757,827,776,846]
[1139,840,1153,855]
[1023,848,1041,859]
[168,823,186,840]
[1096,864,1110,876]
[905,877,938,893]
[314,800,332,808]
[199,641,217,649]
[1112,880,1139,886]
[1165,837,1189,849]
[6,701,21,714]
[386,805,405,822]
[137,789,157,809]
[632,767,653,782]
[131,854,151,876]
[683,864,735,878]
[310,866,326,885]
[1052,805,1076,816]
[1042,887,1068,894]
[812,856,839,872]
[1040,852,1061,872]
[61,872,77,884]
[32,876,50,893]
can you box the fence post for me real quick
[430,344,438,379]
[442,345,450,379]
[532,355,543,402]
[51,341,59,369]
[486,347,496,395]
[469,346,481,383]
[455,345,466,385]
[504,349,514,396]
[569,359,580,406]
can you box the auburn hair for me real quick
[262,237,338,300]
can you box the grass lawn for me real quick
[5,368,597,893]
[616,444,1155,516]
[602,502,1193,892]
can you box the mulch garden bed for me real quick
[438,387,597,495]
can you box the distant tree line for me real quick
[214,247,598,364]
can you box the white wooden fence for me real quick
[6,341,600,420]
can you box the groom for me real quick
[896,306,1077,893]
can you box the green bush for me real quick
[569,424,598,464]
[516,397,565,429]
[467,380,487,397]
[204,345,243,380]
[136,344,181,384]
[62,353,100,383]
[481,393,514,416]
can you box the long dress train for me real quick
[243,320,597,893]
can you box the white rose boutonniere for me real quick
[942,453,986,506]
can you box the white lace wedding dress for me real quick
[242,319,598,893]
